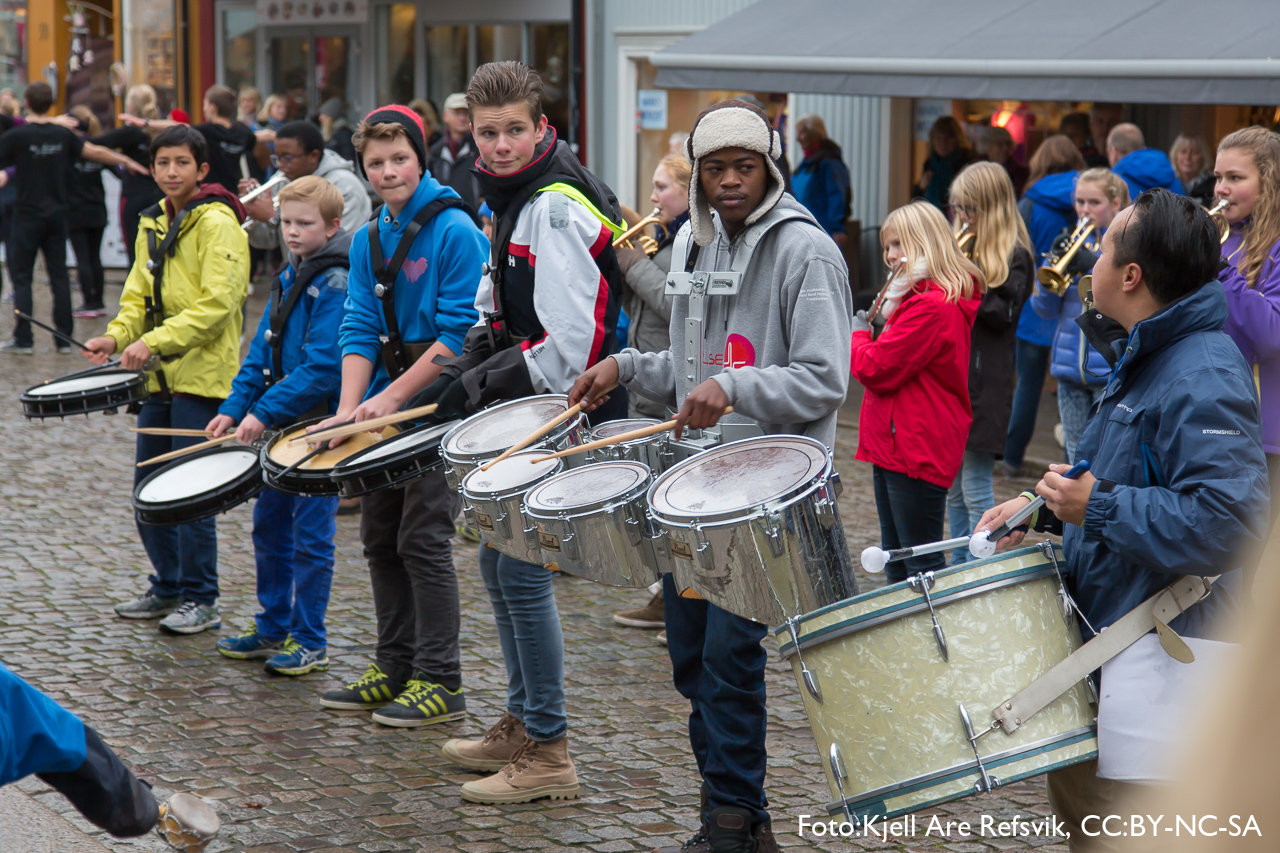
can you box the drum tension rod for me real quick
[1041,542,1096,636]
[907,572,948,661]
[959,704,1001,794]
[784,617,822,704]
[827,743,855,826]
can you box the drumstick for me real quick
[131,427,214,437]
[531,407,734,463]
[279,442,331,477]
[136,434,237,468]
[288,403,439,445]
[479,383,619,472]
[14,311,95,352]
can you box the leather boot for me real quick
[459,735,580,804]
[441,712,526,771]
[651,781,711,853]
[705,807,765,853]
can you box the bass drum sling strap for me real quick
[143,202,196,399]
[264,255,349,386]
[367,197,482,379]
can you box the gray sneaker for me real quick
[115,593,181,619]
[159,600,221,635]
[1,341,33,355]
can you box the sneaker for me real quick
[319,662,405,710]
[56,346,71,354]
[72,305,107,318]
[656,629,667,646]
[115,593,181,619]
[1,290,12,303]
[455,522,482,543]
[460,735,580,804]
[216,623,285,660]
[442,712,527,770]
[1,341,33,355]
[158,600,221,635]
[614,591,665,628]
[264,638,329,676]
[1054,422,1066,449]
[371,676,466,727]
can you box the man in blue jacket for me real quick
[978,189,1268,849]
[313,106,488,727]
[1108,123,1184,199]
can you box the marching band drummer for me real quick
[82,125,250,636]
[976,189,1268,851]
[570,99,853,853]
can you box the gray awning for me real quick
[652,0,1280,104]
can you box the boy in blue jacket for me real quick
[313,106,488,727]
[206,175,349,677]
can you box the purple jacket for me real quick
[1221,221,1280,453]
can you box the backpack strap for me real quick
[142,202,197,398]
[265,255,349,385]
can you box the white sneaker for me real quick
[1053,423,1066,449]
[159,600,221,635]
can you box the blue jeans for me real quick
[477,545,566,742]
[1003,339,1051,468]
[946,451,996,565]
[252,488,338,650]
[133,396,221,604]
[662,573,769,826]
[1058,381,1105,465]
[872,465,949,584]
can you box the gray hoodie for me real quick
[246,149,373,254]
[612,194,852,449]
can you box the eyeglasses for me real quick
[270,154,298,168]
[951,203,978,217]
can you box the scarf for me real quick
[879,258,930,322]
[471,126,621,223]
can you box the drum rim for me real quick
[587,418,663,447]
[460,451,564,501]
[20,368,148,417]
[132,444,264,521]
[22,369,145,397]
[524,460,652,518]
[330,419,459,476]
[441,394,576,462]
[647,434,832,524]
[260,416,400,481]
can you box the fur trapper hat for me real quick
[686,101,785,246]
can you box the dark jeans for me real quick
[872,465,949,584]
[10,216,72,348]
[663,573,770,826]
[69,225,106,309]
[360,469,463,689]
[1003,339,1052,468]
[133,396,222,604]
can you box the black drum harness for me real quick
[262,254,349,388]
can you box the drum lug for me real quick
[827,742,854,826]
[814,491,838,530]
[908,572,949,661]
[692,524,714,571]
[785,617,822,704]
[624,513,644,547]
[522,520,541,552]
[829,471,843,499]
[444,467,460,490]
[759,510,785,558]
[493,510,511,541]
[463,502,478,528]
[559,514,580,562]
[959,703,1001,794]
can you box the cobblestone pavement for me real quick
[0,272,1071,852]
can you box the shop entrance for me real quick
[261,27,359,121]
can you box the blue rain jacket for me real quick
[1065,280,1268,640]
[1112,148,1185,200]
[0,660,85,786]
[1016,171,1078,345]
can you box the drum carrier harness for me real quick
[142,199,211,400]
[366,199,482,379]
[261,254,348,388]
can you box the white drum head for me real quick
[526,461,649,511]
[589,419,660,441]
[462,451,559,496]
[138,449,259,503]
[445,398,569,455]
[344,421,457,465]
[27,372,135,395]
[650,437,827,518]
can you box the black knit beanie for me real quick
[358,105,427,177]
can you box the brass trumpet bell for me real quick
[613,208,664,256]
[1037,218,1096,296]
[955,222,975,259]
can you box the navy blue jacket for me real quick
[792,140,851,237]
[1066,280,1268,640]
[1112,148,1185,200]
[1016,171,1078,346]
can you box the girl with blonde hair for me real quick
[92,85,164,268]
[945,161,1035,563]
[851,201,983,582]
[1216,126,1280,491]
[237,86,263,126]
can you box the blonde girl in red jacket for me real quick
[851,201,983,583]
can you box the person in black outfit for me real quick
[67,106,109,317]
[426,92,482,210]
[0,82,146,353]
[93,85,165,269]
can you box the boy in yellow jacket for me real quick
[83,125,250,635]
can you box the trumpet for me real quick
[239,172,289,231]
[1037,217,1096,295]
[955,221,975,259]
[1206,198,1230,244]
[613,208,663,256]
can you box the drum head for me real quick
[650,436,827,519]
[589,419,660,441]
[462,450,560,496]
[337,420,458,468]
[526,461,649,512]
[137,448,259,504]
[444,397,569,456]
[25,371,137,395]
[268,424,399,470]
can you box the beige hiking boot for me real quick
[459,735,580,804]
[613,590,665,628]
[441,712,526,771]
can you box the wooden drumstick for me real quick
[288,403,438,445]
[531,407,733,463]
[131,427,214,437]
[479,383,619,472]
[136,434,237,467]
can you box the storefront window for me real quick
[476,25,522,66]
[531,24,569,142]
[375,3,415,106]
[130,0,177,114]
[424,25,467,113]
[64,1,115,121]
[222,6,256,95]
[0,0,25,94]
[270,35,310,119]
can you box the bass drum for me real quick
[133,445,264,525]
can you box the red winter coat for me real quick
[851,279,981,488]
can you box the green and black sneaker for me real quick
[319,662,405,711]
[371,676,466,727]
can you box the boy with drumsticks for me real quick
[204,175,349,676]
[82,124,249,636]
[569,100,852,853]
[309,105,488,726]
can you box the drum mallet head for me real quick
[860,546,888,574]
[156,793,221,853]
[968,530,997,559]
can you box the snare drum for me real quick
[776,544,1097,821]
[260,417,400,496]
[441,395,585,489]
[647,435,856,624]
[586,419,673,476]
[460,451,564,562]
[20,367,148,418]
[133,445,264,525]
[524,460,666,588]
[330,420,461,498]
